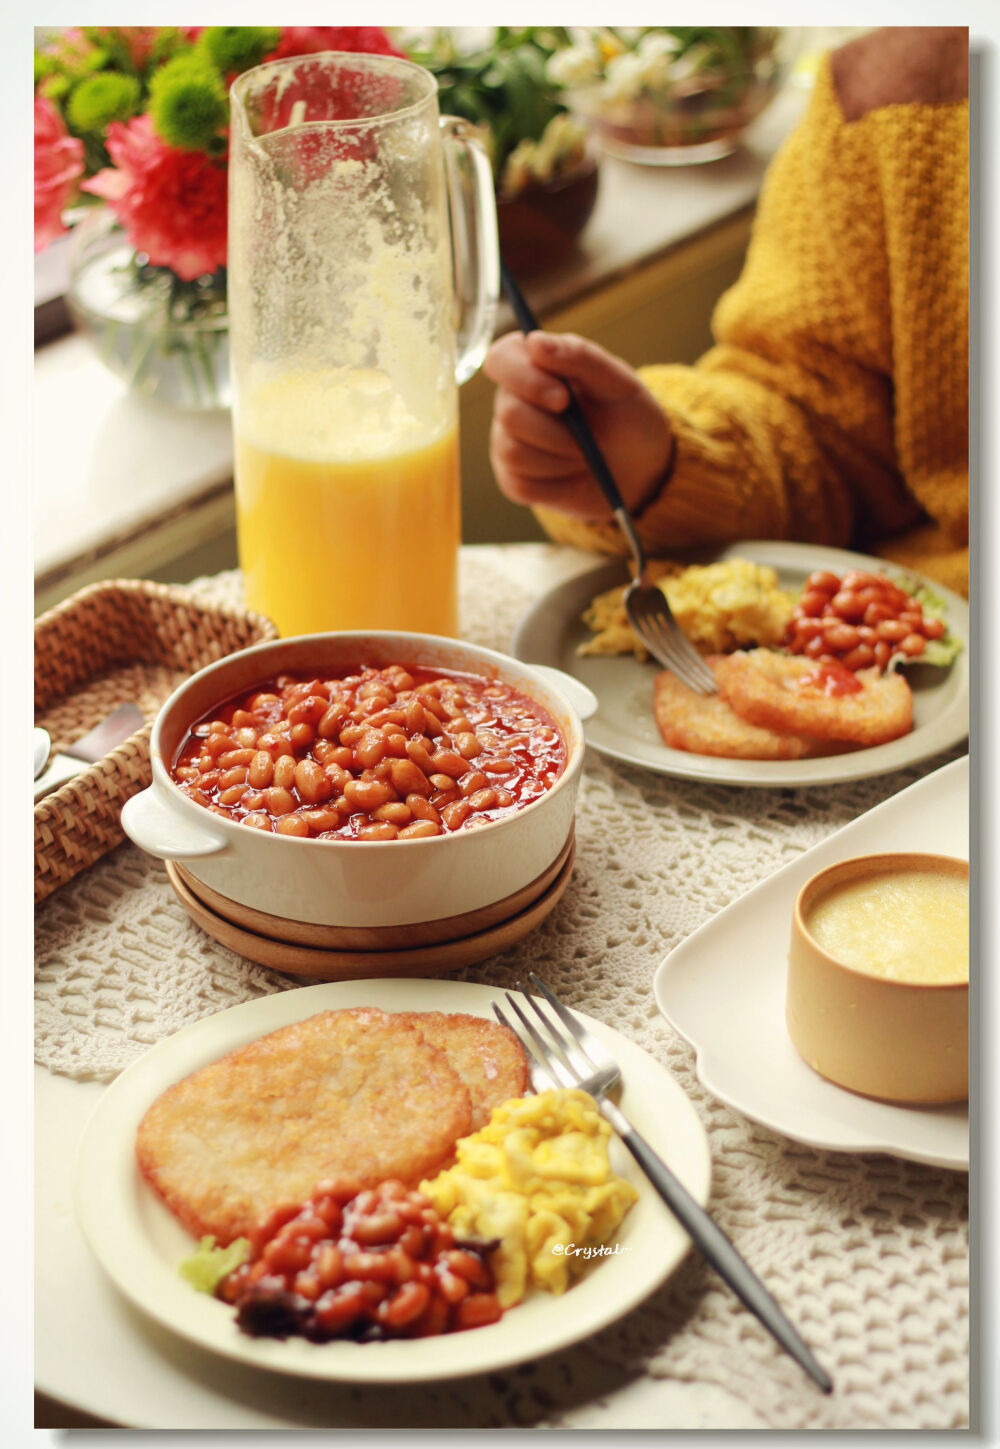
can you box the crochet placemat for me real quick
[34,546,968,1432]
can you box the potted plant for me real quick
[405,27,599,276]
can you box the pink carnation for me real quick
[270,27,403,60]
[83,115,227,281]
[34,97,85,252]
[43,28,98,72]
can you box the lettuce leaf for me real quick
[911,635,963,668]
[893,575,963,668]
[179,1235,250,1294]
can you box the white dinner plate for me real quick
[654,755,969,1170]
[74,978,712,1384]
[512,540,969,787]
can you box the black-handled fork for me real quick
[500,260,716,695]
[494,971,833,1394]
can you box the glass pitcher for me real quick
[229,52,499,638]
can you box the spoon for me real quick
[34,727,51,780]
[33,704,144,803]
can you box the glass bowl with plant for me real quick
[549,27,790,166]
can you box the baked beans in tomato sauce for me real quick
[784,569,947,672]
[218,1176,502,1342]
[170,665,567,841]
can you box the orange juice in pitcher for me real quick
[235,371,460,637]
[228,54,498,638]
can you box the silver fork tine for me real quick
[519,984,596,1080]
[659,618,716,682]
[635,609,717,693]
[648,625,717,691]
[678,653,718,692]
[526,972,601,1063]
[635,629,703,688]
[492,1002,559,1089]
[627,598,717,695]
[643,611,718,687]
[496,997,575,1089]
[646,639,714,696]
[492,1008,562,1089]
[692,651,718,685]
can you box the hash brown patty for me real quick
[653,665,826,760]
[714,649,913,746]
[395,1012,529,1131]
[135,1007,472,1244]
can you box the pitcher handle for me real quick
[439,116,500,385]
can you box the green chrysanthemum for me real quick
[34,51,56,87]
[40,74,71,103]
[148,28,191,68]
[66,72,141,133]
[149,56,228,151]
[200,26,281,75]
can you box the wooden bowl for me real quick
[165,834,575,980]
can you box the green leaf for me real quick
[908,636,963,668]
[892,575,963,669]
[412,26,569,177]
[178,1236,251,1294]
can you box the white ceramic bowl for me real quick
[122,632,596,928]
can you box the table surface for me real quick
[34,543,970,1433]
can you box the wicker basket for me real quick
[34,579,278,904]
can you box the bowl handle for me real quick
[527,665,598,722]
[121,786,229,860]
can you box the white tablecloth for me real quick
[34,544,969,1431]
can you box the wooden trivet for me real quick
[164,838,575,981]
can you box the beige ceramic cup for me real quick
[786,852,969,1104]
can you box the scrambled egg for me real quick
[580,558,795,659]
[420,1089,638,1308]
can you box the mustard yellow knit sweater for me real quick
[535,29,969,596]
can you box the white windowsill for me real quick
[33,337,234,583]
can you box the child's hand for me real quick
[484,331,673,519]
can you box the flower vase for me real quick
[67,209,231,410]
